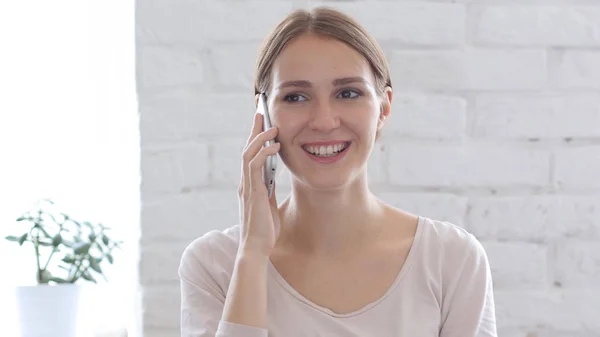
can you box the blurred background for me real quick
[2,0,599,336]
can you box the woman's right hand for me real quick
[237,111,282,258]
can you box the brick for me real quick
[386,93,467,140]
[550,50,600,89]
[139,242,187,285]
[473,94,600,139]
[555,146,600,189]
[467,196,600,241]
[138,46,205,89]
[211,43,261,91]
[388,144,550,187]
[555,240,600,287]
[390,49,547,90]
[473,6,600,46]
[141,143,210,195]
[325,2,465,45]
[494,289,600,331]
[375,192,468,226]
[139,89,256,141]
[137,1,294,44]
[141,191,240,241]
[211,138,246,186]
[389,50,464,90]
[481,241,548,289]
[142,286,180,329]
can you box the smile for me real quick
[301,141,351,164]
[302,142,350,157]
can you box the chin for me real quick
[289,166,363,192]
[303,174,350,191]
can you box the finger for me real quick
[248,142,281,193]
[244,112,263,149]
[242,126,278,186]
[241,113,262,190]
[269,180,281,240]
[269,179,278,206]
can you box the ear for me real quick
[377,86,392,132]
[254,93,260,108]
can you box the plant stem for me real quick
[67,260,75,280]
[43,248,56,271]
[34,230,42,284]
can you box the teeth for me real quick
[304,143,348,157]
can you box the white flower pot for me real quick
[16,284,86,337]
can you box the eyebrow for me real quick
[276,76,369,90]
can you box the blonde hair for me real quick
[254,6,392,98]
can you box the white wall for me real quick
[137,1,600,336]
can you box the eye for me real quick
[283,93,307,103]
[337,89,361,99]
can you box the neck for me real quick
[276,175,386,257]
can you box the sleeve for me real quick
[178,235,269,337]
[439,234,498,337]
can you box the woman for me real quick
[179,6,497,337]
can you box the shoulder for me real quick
[178,224,242,289]
[416,216,490,279]
[418,216,484,256]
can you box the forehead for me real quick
[271,34,375,85]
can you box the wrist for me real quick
[237,247,270,263]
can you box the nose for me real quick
[308,100,340,132]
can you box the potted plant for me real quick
[5,199,122,337]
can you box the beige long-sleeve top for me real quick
[178,216,498,337]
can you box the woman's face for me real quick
[266,33,391,191]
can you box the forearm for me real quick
[221,251,270,329]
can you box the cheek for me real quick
[273,113,303,138]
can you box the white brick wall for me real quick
[137,1,600,336]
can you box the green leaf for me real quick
[73,242,91,255]
[18,233,28,245]
[102,235,109,245]
[62,256,76,264]
[89,257,102,274]
[89,233,96,242]
[52,234,62,247]
[16,216,27,222]
[50,277,68,284]
[38,241,53,247]
[106,253,114,264]
[82,272,96,283]
[5,235,19,242]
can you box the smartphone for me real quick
[258,93,277,199]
